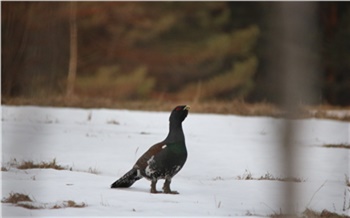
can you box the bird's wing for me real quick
[134,142,165,169]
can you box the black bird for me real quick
[111,105,190,194]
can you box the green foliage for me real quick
[76,66,155,100]
[3,2,350,105]
[180,56,258,100]
[76,2,261,95]
[205,25,259,58]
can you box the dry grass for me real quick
[312,111,350,122]
[1,193,44,209]
[68,166,101,175]
[245,209,349,217]
[2,193,86,210]
[236,170,254,180]
[1,192,32,204]
[16,203,44,210]
[306,104,350,122]
[2,96,282,116]
[87,167,100,175]
[345,175,350,187]
[51,200,87,209]
[16,158,66,170]
[66,200,86,208]
[5,158,100,175]
[236,170,305,183]
[303,208,349,218]
[258,172,305,183]
[3,96,350,121]
[323,144,350,149]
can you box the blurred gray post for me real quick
[266,2,320,215]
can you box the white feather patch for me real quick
[145,156,156,176]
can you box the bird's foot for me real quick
[162,179,179,194]
[150,188,162,194]
[150,180,162,194]
[163,189,179,194]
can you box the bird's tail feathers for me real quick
[111,168,141,188]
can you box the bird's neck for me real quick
[164,121,185,143]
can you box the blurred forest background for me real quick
[2,2,350,109]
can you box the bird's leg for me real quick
[150,180,161,193]
[163,178,179,194]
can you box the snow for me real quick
[1,105,349,217]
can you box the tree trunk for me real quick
[66,1,77,99]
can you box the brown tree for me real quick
[66,1,78,99]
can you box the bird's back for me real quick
[134,140,187,180]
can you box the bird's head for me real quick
[169,105,190,123]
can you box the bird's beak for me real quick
[184,105,190,111]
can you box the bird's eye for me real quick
[175,107,182,111]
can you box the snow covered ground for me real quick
[1,105,349,217]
